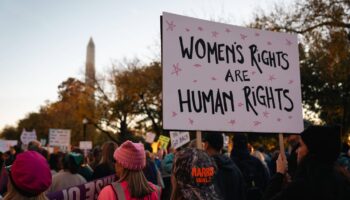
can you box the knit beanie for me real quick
[9,151,52,197]
[301,125,341,163]
[114,140,146,170]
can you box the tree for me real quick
[0,125,20,140]
[251,0,350,134]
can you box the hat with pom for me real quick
[9,151,52,197]
[301,125,341,163]
[114,140,146,170]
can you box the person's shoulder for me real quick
[98,185,117,200]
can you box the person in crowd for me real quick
[98,140,161,200]
[251,148,271,177]
[72,148,93,181]
[48,152,64,176]
[230,134,270,200]
[263,125,350,200]
[27,140,42,152]
[203,132,245,200]
[88,146,102,170]
[143,143,164,188]
[3,151,52,200]
[170,147,222,200]
[92,141,118,180]
[161,147,176,175]
[48,152,87,193]
[286,134,300,179]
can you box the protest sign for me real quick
[0,140,17,152]
[145,132,156,143]
[158,135,170,149]
[20,129,37,145]
[47,175,116,200]
[162,12,303,133]
[170,131,190,149]
[49,129,71,147]
[79,141,93,150]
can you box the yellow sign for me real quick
[158,135,170,149]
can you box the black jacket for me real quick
[212,154,246,200]
[263,155,350,200]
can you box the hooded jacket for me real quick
[263,155,350,200]
[212,154,246,200]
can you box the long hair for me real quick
[118,168,154,198]
[4,179,48,200]
[99,141,118,168]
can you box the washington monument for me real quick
[86,37,95,89]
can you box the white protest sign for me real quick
[170,131,190,149]
[145,132,156,143]
[79,141,93,150]
[20,129,37,145]
[49,129,71,147]
[0,140,18,152]
[162,12,303,133]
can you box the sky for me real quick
[0,0,284,130]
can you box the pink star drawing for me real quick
[286,39,292,46]
[229,120,236,126]
[253,121,261,126]
[238,102,244,107]
[255,32,260,36]
[172,111,177,117]
[288,80,294,84]
[277,118,282,122]
[288,116,293,119]
[193,64,202,68]
[189,118,194,125]
[251,71,256,75]
[212,31,219,38]
[211,77,217,81]
[263,111,270,118]
[269,75,276,81]
[193,80,198,83]
[225,28,231,33]
[171,63,182,76]
[240,33,248,40]
[198,26,204,31]
[185,28,190,32]
[267,41,272,45]
[166,21,176,31]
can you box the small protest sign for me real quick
[49,129,71,147]
[158,135,170,149]
[79,141,93,150]
[20,129,37,145]
[145,132,156,144]
[170,131,190,149]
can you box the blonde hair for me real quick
[4,179,48,200]
[118,168,154,198]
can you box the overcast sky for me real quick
[0,0,286,130]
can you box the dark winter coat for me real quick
[231,148,270,200]
[212,154,246,200]
[262,155,350,200]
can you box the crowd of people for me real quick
[0,125,349,200]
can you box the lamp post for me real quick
[82,118,88,141]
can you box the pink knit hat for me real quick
[9,151,52,197]
[114,140,146,170]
